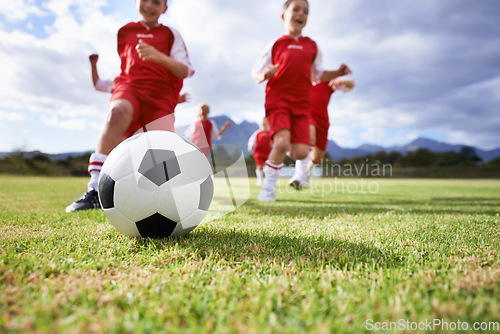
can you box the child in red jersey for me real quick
[290,75,355,190]
[67,0,194,212]
[185,103,231,157]
[88,53,190,103]
[248,117,272,186]
[252,0,351,201]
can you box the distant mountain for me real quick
[326,141,368,161]
[357,144,385,154]
[325,137,500,162]
[1,116,499,162]
[205,117,500,162]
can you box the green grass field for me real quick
[1,175,499,333]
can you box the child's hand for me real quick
[89,54,99,64]
[263,64,279,80]
[329,75,355,92]
[222,121,231,130]
[136,39,163,62]
[178,93,191,104]
[338,64,352,76]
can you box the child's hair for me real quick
[283,0,309,11]
[197,103,209,117]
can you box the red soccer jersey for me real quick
[186,119,217,156]
[310,81,335,126]
[113,22,193,112]
[248,129,272,161]
[253,35,322,113]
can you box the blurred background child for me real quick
[290,75,355,189]
[248,117,272,186]
[185,103,231,157]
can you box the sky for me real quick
[0,0,499,154]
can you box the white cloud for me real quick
[41,115,101,131]
[0,0,121,123]
[328,126,352,147]
[0,0,499,153]
[0,111,25,122]
[0,0,47,22]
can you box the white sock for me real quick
[262,161,283,193]
[87,153,107,191]
[306,158,315,172]
[256,169,264,184]
[293,151,310,179]
[88,171,100,192]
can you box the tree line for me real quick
[0,153,90,176]
[335,146,495,167]
[1,146,499,177]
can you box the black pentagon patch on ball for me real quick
[98,172,115,209]
[139,149,181,186]
[135,213,178,238]
[199,176,214,211]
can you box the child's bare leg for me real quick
[311,147,325,165]
[141,114,176,133]
[267,129,291,165]
[96,99,134,155]
[309,124,317,147]
[289,125,315,189]
[289,143,309,160]
[66,99,133,212]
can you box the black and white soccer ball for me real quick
[98,131,214,238]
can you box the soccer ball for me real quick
[98,131,214,238]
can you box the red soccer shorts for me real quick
[266,107,310,145]
[111,83,176,138]
[311,117,329,151]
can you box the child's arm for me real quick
[136,40,189,79]
[217,121,231,138]
[252,39,278,83]
[252,64,279,84]
[211,121,231,140]
[319,64,352,83]
[89,54,100,88]
[178,93,191,104]
[329,75,355,92]
[248,131,258,152]
[89,54,114,93]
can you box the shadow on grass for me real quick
[69,190,498,270]
[247,196,500,217]
[133,228,404,271]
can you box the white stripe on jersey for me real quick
[168,26,195,77]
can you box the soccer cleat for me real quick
[288,177,303,191]
[256,179,263,186]
[257,188,276,202]
[65,190,101,212]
